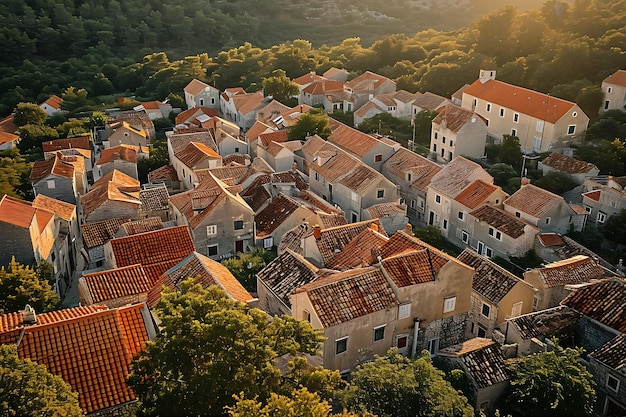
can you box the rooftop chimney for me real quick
[405,223,414,236]
[521,177,530,187]
[313,224,322,240]
[22,304,36,325]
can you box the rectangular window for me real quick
[495,231,502,241]
[511,128,517,137]
[607,374,620,393]
[604,100,610,110]
[484,118,489,127]
[410,199,416,209]
[207,244,218,256]
[315,172,319,181]
[263,236,273,249]
[488,227,494,236]
[584,205,592,214]
[473,99,477,107]
[515,211,521,218]
[597,212,607,223]
[514,113,519,123]
[499,108,505,117]
[351,191,358,202]
[485,247,493,258]
[433,143,437,152]
[533,136,542,151]
[428,338,440,356]
[462,230,469,244]
[377,189,384,199]
[335,337,348,355]
[398,303,411,319]
[458,211,465,221]
[302,310,311,322]
[435,194,441,204]
[434,132,438,140]
[373,325,386,342]
[443,296,456,313]
[449,140,453,147]
[511,301,523,317]
[234,220,244,230]
[206,225,217,236]
[442,137,446,144]
[486,103,491,112]
[396,335,408,349]
[351,212,358,223]
[374,154,383,162]
[608,87,613,93]
[477,326,487,338]
[442,219,448,230]
[545,217,551,225]
[567,125,576,135]
[482,303,490,318]
[407,172,412,182]
[536,120,544,132]
[47,179,55,189]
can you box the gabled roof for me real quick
[175,107,220,126]
[504,184,566,218]
[315,220,387,266]
[506,305,580,340]
[470,205,537,239]
[429,156,491,198]
[454,180,499,209]
[379,229,458,270]
[293,72,326,86]
[200,165,249,184]
[148,164,179,183]
[168,130,218,154]
[255,193,301,237]
[381,248,447,287]
[232,91,264,115]
[246,120,275,141]
[0,304,151,414]
[42,136,90,152]
[0,305,108,332]
[560,277,626,332]
[603,70,626,87]
[0,131,18,146]
[540,152,598,174]
[413,92,449,110]
[256,99,291,123]
[582,189,601,202]
[222,153,251,166]
[433,105,483,132]
[184,78,212,96]
[452,84,470,101]
[0,115,17,135]
[464,78,579,124]
[80,264,156,305]
[147,251,253,307]
[590,333,626,373]
[327,123,381,157]
[438,338,508,389]
[32,194,75,221]
[326,226,389,270]
[457,249,532,304]
[302,80,344,95]
[119,217,163,236]
[295,267,399,327]
[82,217,132,249]
[346,71,393,93]
[366,202,406,219]
[527,255,608,288]
[96,145,137,165]
[139,186,169,212]
[174,141,220,169]
[259,129,289,147]
[382,147,442,192]
[40,95,63,110]
[109,225,195,268]
[0,195,53,231]
[80,170,141,219]
[280,104,313,125]
[30,154,75,184]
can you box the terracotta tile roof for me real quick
[537,233,565,247]
[326,226,389,270]
[222,153,251,166]
[382,148,442,192]
[96,146,137,165]
[438,338,508,388]
[148,164,179,182]
[560,277,626,332]
[80,170,141,219]
[429,156,490,198]
[0,115,18,135]
[0,304,151,414]
[354,101,382,118]
[413,92,449,110]
[246,121,274,142]
[184,79,211,96]
[582,189,601,202]
[42,136,90,152]
[119,217,163,236]
[327,124,381,157]
[80,264,156,305]
[0,195,45,230]
[457,249,531,304]
[169,130,218,154]
[302,80,344,95]
[40,95,63,110]
[464,79,578,124]
[259,130,288,147]
[82,217,131,249]
[241,171,308,202]
[141,259,181,284]
[147,252,253,307]
[32,194,75,221]
[504,184,564,218]
[139,186,169,212]
[202,165,249,184]
[232,91,264,115]
[0,131,19,145]
[570,204,588,215]
[455,180,499,209]
[380,230,457,272]
[346,71,393,93]
[255,193,301,237]
[507,305,580,340]
[174,141,221,169]
[603,70,626,87]
[316,220,387,266]
[540,152,597,174]
[293,72,326,86]
[529,255,608,288]
[338,163,383,194]
[256,100,291,123]
[0,305,107,332]
[280,104,313,125]
[323,67,348,80]
[590,333,626,373]
[296,190,344,215]
[109,225,194,268]
[470,205,537,239]
[381,248,448,287]
[309,144,358,181]
[318,211,348,228]
[433,105,481,133]
[295,267,399,327]
[366,202,406,219]
[242,185,271,213]
[30,154,75,183]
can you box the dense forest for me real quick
[0,0,625,118]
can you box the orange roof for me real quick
[109,225,195,268]
[184,79,211,96]
[140,100,162,110]
[346,71,393,93]
[302,80,344,95]
[292,72,326,86]
[0,305,107,332]
[174,141,221,169]
[81,217,132,249]
[32,194,75,221]
[42,136,90,152]
[175,107,219,126]
[30,154,75,184]
[246,121,275,141]
[232,91,264,115]
[327,123,380,157]
[540,152,597,174]
[259,129,288,146]
[582,189,601,202]
[603,70,626,87]
[0,304,151,414]
[0,115,18,134]
[381,249,446,287]
[454,179,499,209]
[80,170,141,219]
[148,164,179,182]
[432,105,481,132]
[80,264,157,305]
[40,95,63,110]
[464,79,578,124]
[504,184,565,218]
[0,131,18,145]
[97,145,137,165]
[147,252,253,307]
[0,195,36,228]
[326,226,389,270]
[537,233,565,247]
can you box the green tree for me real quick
[222,248,275,292]
[288,109,331,140]
[341,349,474,417]
[0,344,83,417]
[0,149,33,199]
[127,280,324,417]
[84,111,111,130]
[61,87,89,112]
[13,102,47,127]
[262,69,299,105]
[413,225,443,249]
[166,92,185,109]
[602,209,626,245]
[487,163,517,189]
[413,110,438,145]
[502,342,595,417]
[500,135,523,173]
[533,171,578,195]
[0,257,60,314]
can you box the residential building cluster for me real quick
[0,68,625,416]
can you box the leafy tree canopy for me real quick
[413,225,443,249]
[262,69,299,105]
[127,280,324,417]
[0,257,60,314]
[13,102,47,127]
[602,209,626,245]
[0,149,33,199]
[0,344,83,417]
[222,248,275,292]
[533,171,578,195]
[288,108,331,140]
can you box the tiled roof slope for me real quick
[184,79,210,95]
[413,92,449,110]
[346,71,392,93]
[82,217,132,249]
[147,252,253,307]
[541,152,597,174]
[80,264,156,305]
[560,277,626,332]
[316,220,387,266]
[139,186,169,212]
[433,105,479,133]
[32,194,75,221]
[429,156,491,198]
[295,267,399,327]
[80,170,141,219]
[464,78,577,124]
[174,141,220,169]
[590,333,626,373]
[149,164,179,182]
[0,305,107,332]
[504,184,564,218]
[530,255,608,288]
[507,306,580,340]
[455,180,499,210]
[439,338,508,388]
[470,205,536,239]
[457,249,531,304]
[97,146,137,164]
[109,225,195,268]
[0,304,150,414]
[255,193,301,237]
[119,217,163,236]
[0,195,53,230]
[380,229,456,271]
[42,136,90,152]
[381,249,447,287]
[382,147,442,192]
[257,249,319,308]
[327,124,380,157]
[30,154,75,183]
[326,227,389,270]
[168,130,218,154]
[603,70,626,87]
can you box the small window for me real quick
[572,111,577,117]
[207,245,218,256]
[434,132,438,140]
[443,296,456,313]
[607,374,620,393]
[567,125,576,135]
[351,191,358,202]
[608,87,613,93]
[435,195,441,204]
[302,310,311,322]
[398,303,411,319]
[597,212,607,223]
[407,172,412,182]
[458,211,465,221]
[495,231,502,241]
[373,325,386,342]
[433,143,437,152]
[485,247,493,258]
[442,219,448,230]
[263,236,273,249]
[47,179,55,189]
[428,338,440,355]
[234,220,244,230]
[410,199,416,209]
[536,120,544,132]
[511,128,517,137]
[513,113,519,123]
[477,326,487,338]
[442,137,446,144]
[449,140,453,147]
[206,225,217,236]
[584,205,592,214]
[396,335,408,349]
[462,230,469,244]
[234,147,239,153]
[604,100,610,110]
[329,183,333,193]
[481,303,490,318]
[486,103,491,112]
[499,108,505,117]
[315,172,319,181]
[484,118,489,127]
[377,189,384,199]
[473,99,477,107]
[351,212,358,223]
[488,227,494,236]
[336,337,348,354]
[374,154,383,162]
[545,217,551,225]
[515,211,521,218]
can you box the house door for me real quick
[235,240,244,253]
[428,211,435,225]
[477,241,485,255]
[511,301,523,317]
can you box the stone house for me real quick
[582,176,626,227]
[135,100,173,120]
[94,145,138,181]
[430,104,488,163]
[105,120,148,148]
[42,136,92,172]
[148,164,181,193]
[172,141,222,190]
[39,94,63,116]
[461,69,589,153]
[223,90,265,130]
[600,69,626,113]
[588,333,626,416]
[327,123,399,171]
[184,79,220,109]
[139,185,170,221]
[31,153,86,205]
[353,90,419,127]
[457,249,536,339]
[344,71,396,110]
[299,79,344,108]
[79,170,141,223]
[80,217,132,269]
[78,264,155,308]
[539,152,599,185]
